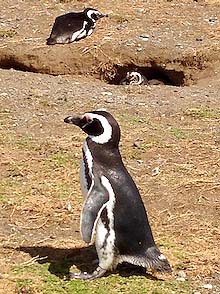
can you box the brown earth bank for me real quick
[1,0,220,85]
[0,1,220,293]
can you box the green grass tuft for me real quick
[170,127,185,139]
[185,107,220,119]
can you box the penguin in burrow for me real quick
[64,110,171,280]
[47,8,108,45]
[120,70,165,85]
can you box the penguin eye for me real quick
[91,13,98,20]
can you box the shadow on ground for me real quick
[16,245,159,280]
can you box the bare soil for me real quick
[0,0,220,293]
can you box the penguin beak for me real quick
[64,115,92,129]
[64,115,82,126]
[99,13,108,18]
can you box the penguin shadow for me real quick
[17,245,161,280]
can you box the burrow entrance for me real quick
[103,63,187,86]
[0,56,39,73]
[0,55,189,86]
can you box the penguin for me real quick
[46,8,108,45]
[64,111,171,280]
[120,71,148,85]
[120,71,164,86]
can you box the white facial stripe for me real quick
[130,72,142,85]
[71,21,87,42]
[85,113,113,144]
[86,10,100,21]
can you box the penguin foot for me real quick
[69,266,106,280]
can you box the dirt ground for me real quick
[0,0,220,293]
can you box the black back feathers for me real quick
[47,8,107,45]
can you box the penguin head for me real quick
[84,8,108,21]
[127,71,143,85]
[64,111,120,146]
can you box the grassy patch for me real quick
[112,14,129,24]
[0,29,17,38]
[12,263,192,294]
[16,278,35,294]
[119,114,147,126]
[170,127,185,139]
[44,150,78,169]
[16,135,39,151]
[185,107,220,119]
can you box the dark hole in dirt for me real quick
[107,63,186,86]
[0,56,186,86]
[0,56,38,73]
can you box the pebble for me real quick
[177,270,187,279]
[101,91,112,96]
[152,167,160,176]
[176,277,186,282]
[196,37,203,42]
[176,270,187,282]
[133,141,141,148]
[203,284,213,290]
[176,44,184,49]
[64,202,72,212]
[139,34,150,41]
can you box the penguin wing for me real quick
[52,13,85,36]
[80,179,109,244]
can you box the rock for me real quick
[101,91,113,96]
[152,167,160,176]
[64,202,72,212]
[139,34,150,41]
[177,270,187,279]
[203,284,213,290]
[176,277,186,282]
[133,141,142,148]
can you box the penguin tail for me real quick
[144,246,172,273]
[46,37,56,45]
[117,247,171,273]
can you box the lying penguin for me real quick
[47,8,107,45]
[120,71,164,85]
[64,110,171,280]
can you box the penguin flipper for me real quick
[80,180,109,244]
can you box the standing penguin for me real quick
[64,111,171,280]
[47,8,107,45]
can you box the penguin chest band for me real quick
[71,21,87,42]
[80,141,93,197]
